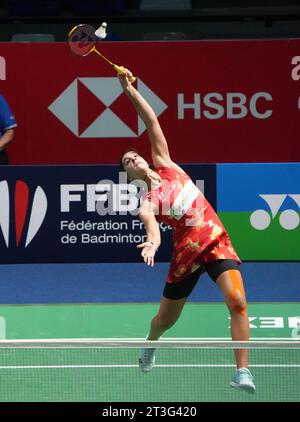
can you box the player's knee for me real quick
[228,290,247,315]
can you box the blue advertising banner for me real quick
[217,163,300,212]
[0,164,216,263]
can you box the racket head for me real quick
[68,24,97,57]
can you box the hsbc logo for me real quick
[0,180,47,248]
[48,78,167,138]
[178,92,273,120]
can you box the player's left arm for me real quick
[0,128,14,150]
[137,199,161,267]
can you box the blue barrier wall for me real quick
[1,163,299,263]
[0,262,299,303]
[0,164,216,263]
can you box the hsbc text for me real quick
[177,92,272,120]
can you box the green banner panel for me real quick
[219,212,300,260]
[0,303,298,340]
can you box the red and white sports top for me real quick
[145,167,240,283]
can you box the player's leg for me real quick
[139,268,202,372]
[147,296,187,340]
[217,267,256,393]
[148,266,203,340]
[215,267,249,367]
[139,296,188,372]
[206,260,255,393]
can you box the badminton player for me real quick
[118,68,255,394]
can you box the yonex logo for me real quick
[48,77,167,138]
[0,180,47,248]
[250,194,300,230]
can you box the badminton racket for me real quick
[68,24,136,84]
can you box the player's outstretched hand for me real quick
[137,242,157,267]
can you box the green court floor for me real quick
[0,302,299,339]
[0,347,299,402]
[0,303,299,402]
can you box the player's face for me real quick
[122,151,149,180]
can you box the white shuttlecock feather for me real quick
[95,22,107,39]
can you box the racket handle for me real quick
[114,64,136,84]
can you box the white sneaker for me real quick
[230,368,256,394]
[139,347,156,373]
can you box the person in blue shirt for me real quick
[0,95,17,164]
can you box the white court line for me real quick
[71,337,296,341]
[165,338,296,341]
[0,364,299,369]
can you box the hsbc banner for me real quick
[0,164,216,263]
[0,40,300,165]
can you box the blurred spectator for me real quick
[0,95,17,165]
[72,0,126,16]
[7,0,61,17]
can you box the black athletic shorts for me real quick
[0,150,9,165]
[163,259,241,300]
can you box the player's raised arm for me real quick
[118,68,172,168]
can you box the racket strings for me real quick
[68,24,96,57]
[68,24,136,83]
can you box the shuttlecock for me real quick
[95,22,107,39]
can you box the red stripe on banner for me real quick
[15,181,29,247]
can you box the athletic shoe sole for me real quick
[230,381,256,394]
[138,357,155,373]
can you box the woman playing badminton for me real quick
[118,68,255,394]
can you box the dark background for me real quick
[0,0,299,42]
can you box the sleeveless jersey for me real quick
[145,167,240,283]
